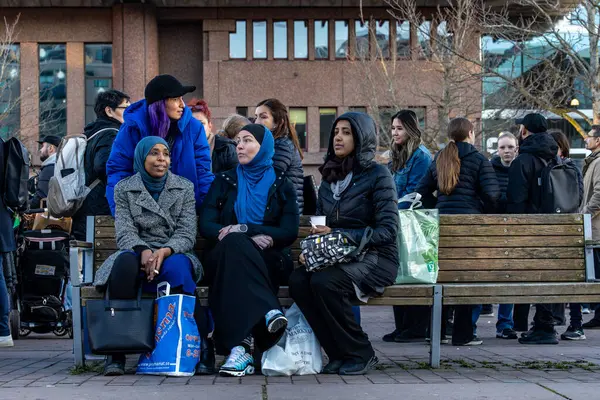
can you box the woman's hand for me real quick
[141,249,155,280]
[218,224,246,241]
[311,225,332,235]
[299,253,306,265]
[252,235,273,250]
[145,248,172,281]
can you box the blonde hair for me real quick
[498,131,517,145]
[218,114,251,139]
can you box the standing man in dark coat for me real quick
[30,135,61,208]
[72,89,130,240]
[506,113,560,344]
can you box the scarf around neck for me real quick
[134,136,170,201]
[234,126,276,224]
[319,155,355,184]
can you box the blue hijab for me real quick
[134,136,169,201]
[234,125,276,225]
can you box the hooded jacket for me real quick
[72,117,121,239]
[416,142,500,214]
[30,153,56,209]
[317,112,399,295]
[212,135,238,173]
[106,99,214,215]
[506,132,558,214]
[491,155,510,213]
[273,136,304,214]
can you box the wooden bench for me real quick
[69,213,600,369]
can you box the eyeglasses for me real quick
[114,106,128,110]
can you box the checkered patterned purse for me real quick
[300,227,373,272]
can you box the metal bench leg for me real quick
[429,284,442,368]
[72,286,84,366]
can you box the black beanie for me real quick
[241,124,267,144]
[144,75,196,105]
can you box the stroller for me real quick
[9,207,73,339]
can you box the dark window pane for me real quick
[0,44,20,140]
[39,44,67,138]
[85,44,112,124]
[290,108,307,150]
[315,20,329,59]
[355,20,370,59]
[396,21,410,58]
[418,21,432,58]
[230,20,247,59]
[274,21,287,59]
[375,20,390,58]
[335,21,349,58]
[253,21,267,59]
[294,21,308,59]
[236,106,248,117]
[319,108,336,149]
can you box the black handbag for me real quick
[86,286,155,355]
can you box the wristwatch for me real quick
[239,224,248,233]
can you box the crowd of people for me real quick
[1,73,600,378]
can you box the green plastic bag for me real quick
[395,194,439,285]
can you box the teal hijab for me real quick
[134,136,169,201]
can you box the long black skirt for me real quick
[204,233,292,355]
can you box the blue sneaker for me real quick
[265,309,287,334]
[219,346,255,377]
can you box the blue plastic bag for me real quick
[137,282,200,376]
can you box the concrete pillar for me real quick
[19,42,39,157]
[66,42,85,136]
[112,4,159,101]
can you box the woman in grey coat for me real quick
[93,136,202,376]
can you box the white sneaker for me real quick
[0,335,14,347]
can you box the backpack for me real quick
[538,156,581,213]
[47,128,117,218]
[3,137,30,211]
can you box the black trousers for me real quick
[288,267,374,363]
[392,306,429,336]
[450,305,475,345]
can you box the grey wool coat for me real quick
[93,172,203,287]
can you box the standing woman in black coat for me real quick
[289,112,399,375]
[416,117,500,346]
[255,99,305,213]
[198,124,299,377]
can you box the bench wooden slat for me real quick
[438,270,585,283]
[439,236,584,248]
[443,282,600,296]
[439,225,583,236]
[439,247,583,259]
[439,259,585,270]
[445,295,600,305]
[439,214,583,225]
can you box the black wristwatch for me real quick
[239,224,248,233]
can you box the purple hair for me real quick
[148,100,171,138]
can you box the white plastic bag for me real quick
[283,303,323,375]
[261,344,297,376]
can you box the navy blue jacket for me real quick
[416,142,500,214]
[389,144,432,209]
[273,136,304,214]
[491,155,510,213]
[106,99,214,214]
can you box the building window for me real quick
[315,20,329,59]
[355,20,370,59]
[409,107,427,129]
[85,44,113,125]
[374,20,390,59]
[39,44,67,138]
[319,108,336,150]
[418,20,433,58]
[253,21,267,59]
[396,21,411,58]
[349,106,367,113]
[273,21,287,59]
[236,107,248,117]
[335,20,349,58]
[436,21,453,54]
[230,20,247,59]
[378,107,396,145]
[0,45,20,140]
[294,21,308,59]
[290,107,307,150]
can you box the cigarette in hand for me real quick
[154,269,159,274]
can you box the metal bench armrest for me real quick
[69,246,94,287]
[70,240,94,249]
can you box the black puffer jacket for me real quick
[273,136,304,214]
[491,155,510,213]
[317,112,399,295]
[416,142,500,214]
[506,132,558,214]
[212,135,238,173]
[198,168,299,251]
[72,117,121,240]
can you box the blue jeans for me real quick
[352,306,361,325]
[496,304,514,333]
[0,257,9,337]
[472,305,482,335]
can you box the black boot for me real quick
[196,337,216,375]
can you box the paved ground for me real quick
[1,306,600,399]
